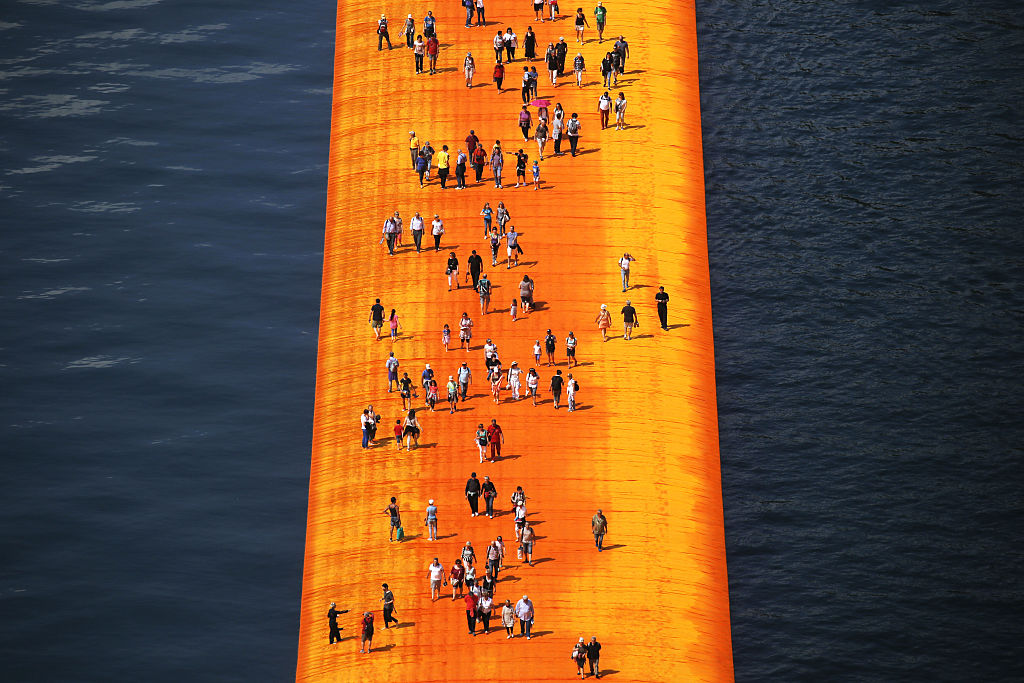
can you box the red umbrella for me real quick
[529,99,551,107]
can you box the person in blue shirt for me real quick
[423,11,437,38]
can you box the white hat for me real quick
[522,594,529,599]
[408,13,412,17]
[425,363,431,368]
[466,541,472,545]
[381,14,386,18]
[579,637,585,642]
[600,304,607,310]
[330,602,336,607]
[428,499,434,504]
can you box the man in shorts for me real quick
[620,299,638,340]
[565,330,578,367]
[477,273,492,314]
[428,558,447,601]
[385,351,400,391]
[594,1,607,42]
[369,298,385,340]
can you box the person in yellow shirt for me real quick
[437,145,452,189]
[408,131,420,170]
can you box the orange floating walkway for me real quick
[297,1,732,680]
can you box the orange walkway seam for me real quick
[297,1,733,680]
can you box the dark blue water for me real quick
[700,1,1024,680]
[1,0,1021,681]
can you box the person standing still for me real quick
[620,299,638,340]
[464,53,476,88]
[431,213,445,251]
[380,584,399,628]
[414,35,426,73]
[327,602,349,644]
[404,14,415,48]
[487,419,504,462]
[409,211,424,252]
[476,0,486,25]
[465,471,482,516]
[456,149,468,189]
[618,252,636,290]
[598,91,612,129]
[369,298,385,340]
[437,145,451,188]
[494,61,505,91]
[655,286,669,329]
[478,273,492,314]
[566,373,579,412]
[592,509,608,551]
[359,612,374,653]
[383,496,401,542]
[425,498,439,540]
[614,91,627,130]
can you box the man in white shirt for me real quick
[618,252,636,291]
[457,361,473,400]
[409,211,424,253]
[428,558,447,602]
[514,595,535,639]
[381,211,401,255]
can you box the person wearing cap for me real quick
[555,36,569,75]
[380,583,398,628]
[428,557,447,601]
[482,475,498,516]
[487,419,504,462]
[421,363,435,401]
[455,148,468,189]
[477,273,492,314]
[464,52,476,88]
[408,131,420,169]
[594,303,612,341]
[566,372,579,412]
[586,636,603,677]
[565,330,578,367]
[507,361,523,399]
[403,13,416,48]
[620,299,638,340]
[425,498,439,540]
[359,611,374,653]
[327,602,349,644]
[571,637,589,677]
[377,14,392,51]
[592,509,608,551]
[515,594,535,638]
[594,1,607,42]
[431,213,445,251]
[465,471,482,516]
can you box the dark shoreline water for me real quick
[1,0,1021,681]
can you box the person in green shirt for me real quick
[594,2,607,43]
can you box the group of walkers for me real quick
[379,208,447,255]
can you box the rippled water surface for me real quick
[1,0,1021,680]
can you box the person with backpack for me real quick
[477,272,492,314]
[565,330,578,367]
[566,372,579,411]
[566,112,582,156]
[377,14,392,51]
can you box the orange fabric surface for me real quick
[297,0,733,680]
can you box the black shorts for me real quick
[567,348,575,357]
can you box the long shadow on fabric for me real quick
[371,643,397,652]
[531,557,554,564]
[666,323,689,330]
[435,533,459,540]
[601,544,626,551]
[572,147,601,156]
[630,334,653,340]
[392,621,416,629]
[496,454,522,462]
[401,533,423,541]
[529,630,554,638]
[573,404,593,411]
[599,669,621,677]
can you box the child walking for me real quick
[443,323,451,351]
[532,160,541,190]
[511,298,519,321]
[389,309,401,341]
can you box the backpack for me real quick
[479,279,491,295]
[567,119,580,135]
[573,380,580,391]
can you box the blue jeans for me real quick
[362,428,370,448]
[519,618,532,637]
[465,5,473,26]
[594,532,604,550]
[621,268,629,290]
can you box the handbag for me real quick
[396,526,405,541]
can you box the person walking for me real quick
[530,66,540,98]
[450,558,465,598]
[514,149,529,187]
[477,272,492,314]
[428,557,447,602]
[513,501,527,544]
[546,46,559,86]
[507,361,523,399]
[574,8,591,43]
[381,210,401,255]
[598,91,612,128]
[571,638,588,678]
[457,358,473,398]
[526,367,540,405]
[413,34,426,73]
[534,0,546,22]
[511,485,526,511]
[600,51,613,87]
[486,538,504,578]
[369,298,385,340]
[565,330,578,367]
[534,119,548,160]
[515,595,535,639]
[520,521,536,565]
[475,423,489,463]
[446,373,459,412]
[359,612,374,653]
[550,368,564,409]
[463,0,475,27]
[594,1,607,42]
[525,26,537,60]
[431,213,445,250]
[456,148,468,189]
[377,14,392,51]
[380,584,399,628]
[490,143,505,188]
[467,249,484,288]
[361,408,373,448]
[402,409,421,450]
[613,35,629,73]
[482,475,498,516]
[388,308,402,342]
[425,498,439,540]
[408,131,420,169]
[426,33,439,74]
[423,10,437,38]
[551,109,565,155]
[518,105,532,141]
[618,252,636,290]
[544,328,557,366]
[492,30,505,63]
[592,509,608,551]
[385,351,400,392]
[493,61,505,91]
[586,636,603,678]
[383,496,401,542]
[489,364,503,403]
[519,274,535,313]
[549,0,560,21]
[594,303,612,341]
[620,299,638,339]
[462,540,478,570]
[566,112,581,156]
[477,593,494,634]
[488,228,501,267]
[403,13,416,48]
[496,202,512,234]
[487,419,504,462]
[465,471,482,516]
[475,0,486,24]
[481,201,494,235]
[464,52,476,87]
[365,404,380,442]
[464,591,479,635]
[416,150,429,188]
[555,37,569,75]
[504,27,518,61]
[466,129,481,156]
[655,286,670,329]
[437,144,451,189]
[566,373,579,411]
[532,160,541,189]
[502,599,516,638]
[409,211,424,252]
[426,379,439,410]
[447,251,460,291]
[520,66,532,103]
[327,603,349,644]
[573,52,586,86]
[614,91,627,129]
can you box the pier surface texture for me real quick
[297,0,733,680]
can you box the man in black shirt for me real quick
[655,286,669,330]
[620,299,638,340]
[369,298,385,340]
[327,602,349,644]
[544,329,557,366]
[550,369,564,409]
[465,471,482,516]
[555,37,569,75]
[586,637,602,678]
[380,584,399,628]
[467,249,484,288]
